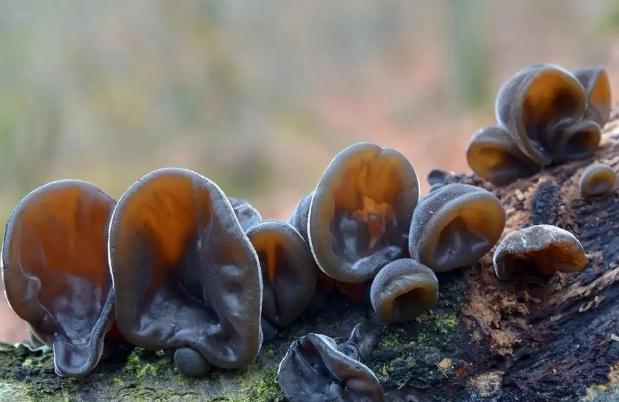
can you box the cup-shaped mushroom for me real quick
[278,333,384,402]
[574,67,611,127]
[308,143,419,283]
[579,162,617,197]
[108,168,262,373]
[546,118,601,162]
[246,220,317,328]
[1,180,116,377]
[288,192,312,242]
[493,224,587,280]
[409,183,505,272]
[466,125,542,185]
[370,259,438,324]
[496,63,587,165]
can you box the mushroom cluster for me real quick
[0,62,606,400]
[289,143,506,328]
[467,64,612,185]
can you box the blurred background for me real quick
[1,0,619,342]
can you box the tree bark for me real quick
[1,116,619,402]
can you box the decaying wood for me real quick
[1,115,619,402]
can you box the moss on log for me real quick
[1,115,619,402]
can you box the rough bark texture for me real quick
[1,116,619,402]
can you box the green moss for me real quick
[122,348,174,380]
[369,273,465,392]
[240,367,283,402]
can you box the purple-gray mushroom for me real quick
[278,333,384,402]
[229,197,262,231]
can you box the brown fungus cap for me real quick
[278,333,384,402]
[108,168,262,372]
[466,125,542,186]
[409,183,505,272]
[246,220,317,328]
[579,162,617,197]
[496,63,594,165]
[228,197,262,231]
[573,67,612,127]
[370,258,438,324]
[1,180,116,377]
[493,224,587,281]
[308,142,419,283]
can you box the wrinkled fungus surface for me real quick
[278,333,384,402]
[579,162,616,197]
[1,180,116,377]
[246,220,317,328]
[466,125,542,185]
[308,142,419,283]
[493,224,587,280]
[409,183,505,272]
[370,258,438,324]
[108,168,262,372]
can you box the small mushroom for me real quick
[546,118,601,162]
[278,333,384,402]
[108,168,262,376]
[579,162,616,197]
[288,192,312,242]
[496,63,590,165]
[466,125,542,185]
[2,180,116,376]
[409,183,505,272]
[493,224,587,280]
[229,197,262,231]
[246,220,317,330]
[573,67,612,127]
[308,142,419,283]
[370,259,438,324]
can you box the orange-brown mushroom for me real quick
[108,168,262,376]
[308,142,419,283]
[246,220,317,330]
[466,125,542,185]
[370,258,438,324]
[496,63,595,165]
[579,162,616,197]
[493,224,587,280]
[409,183,505,272]
[2,180,115,377]
[574,67,611,127]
